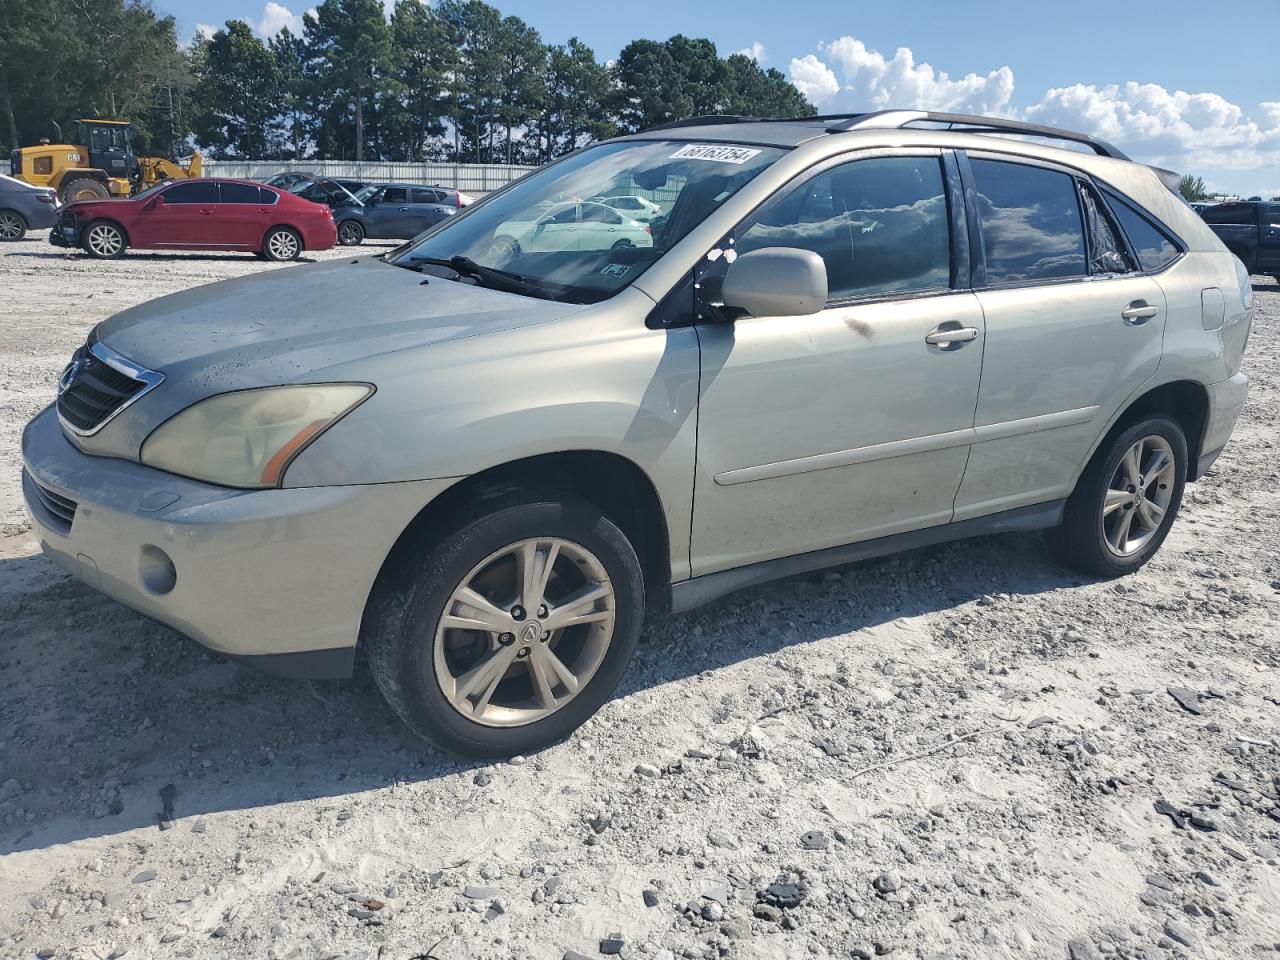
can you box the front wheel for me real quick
[1048,416,1187,577]
[337,219,364,246]
[263,226,302,261]
[0,210,26,241]
[363,492,645,757]
[81,220,127,258]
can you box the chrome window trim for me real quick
[57,340,165,438]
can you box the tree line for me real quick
[0,0,814,165]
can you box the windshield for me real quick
[130,181,170,201]
[390,139,785,303]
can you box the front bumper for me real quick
[21,405,456,678]
[49,216,77,247]
[1195,371,1249,479]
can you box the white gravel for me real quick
[1,234,1278,960]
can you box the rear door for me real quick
[953,154,1166,520]
[374,186,412,237]
[216,182,274,248]
[407,187,450,233]
[135,180,219,247]
[1259,204,1280,272]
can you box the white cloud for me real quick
[256,2,306,37]
[790,37,1014,115]
[734,41,766,64]
[788,36,1280,193]
[195,22,217,40]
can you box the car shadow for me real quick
[6,250,322,264]
[0,527,1085,855]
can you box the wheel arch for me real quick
[262,222,304,250]
[0,207,28,228]
[363,450,674,640]
[1077,380,1210,490]
[82,216,130,246]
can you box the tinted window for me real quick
[383,187,408,203]
[581,203,620,224]
[1104,189,1181,272]
[738,155,952,301]
[220,182,261,204]
[1266,205,1280,224]
[163,181,219,205]
[970,159,1086,283]
[545,204,577,224]
[258,186,278,204]
[410,188,437,204]
[1201,203,1253,225]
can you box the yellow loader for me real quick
[9,119,202,202]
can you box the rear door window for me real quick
[219,182,261,204]
[410,188,437,204]
[970,158,1086,283]
[163,181,219,205]
[737,155,953,302]
[383,187,408,203]
[1102,189,1182,272]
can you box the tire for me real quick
[61,178,110,203]
[81,220,127,259]
[611,238,635,250]
[363,489,645,757]
[337,219,364,246]
[262,226,302,261]
[488,235,520,261]
[1048,416,1187,577]
[0,209,26,242]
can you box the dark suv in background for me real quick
[1199,200,1280,280]
[333,182,457,245]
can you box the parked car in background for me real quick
[0,173,60,241]
[423,185,476,207]
[290,177,370,207]
[49,177,336,260]
[590,194,663,221]
[492,199,652,257]
[334,182,457,245]
[1198,200,1280,280]
[261,171,317,192]
[23,112,1251,757]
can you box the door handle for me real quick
[925,326,980,346]
[398,206,409,211]
[198,208,214,215]
[1121,300,1159,324]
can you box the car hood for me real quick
[94,256,580,381]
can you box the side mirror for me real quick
[145,195,165,209]
[720,247,828,319]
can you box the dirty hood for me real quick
[93,256,578,379]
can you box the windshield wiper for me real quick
[403,255,552,299]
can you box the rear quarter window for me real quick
[1102,188,1182,273]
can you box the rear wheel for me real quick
[81,220,127,259]
[60,178,110,203]
[262,226,302,261]
[1048,416,1187,577]
[337,219,365,246]
[0,210,26,242]
[363,491,645,757]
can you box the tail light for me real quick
[644,224,651,235]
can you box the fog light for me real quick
[139,545,177,595]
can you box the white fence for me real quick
[1,158,538,194]
[203,160,537,194]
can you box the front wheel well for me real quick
[1112,380,1209,479]
[367,451,674,629]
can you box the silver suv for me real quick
[22,111,1252,756]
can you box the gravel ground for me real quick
[1,233,1278,960]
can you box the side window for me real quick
[1103,189,1182,272]
[219,182,261,204]
[1201,203,1251,225]
[1266,204,1280,225]
[1078,181,1133,274]
[546,204,577,224]
[257,186,278,205]
[410,188,436,204]
[383,187,408,203]
[737,155,952,301]
[970,159,1086,283]
[164,181,219,205]
[582,203,620,224]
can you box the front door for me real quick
[133,180,220,247]
[952,155,1167,519]
[691,152,984,576]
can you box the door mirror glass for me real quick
[720,247,828,318]
[147,194,165,208]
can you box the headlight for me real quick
[140,384,372,488]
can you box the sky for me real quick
[168,0,1280,197]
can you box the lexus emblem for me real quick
[58,356,83,394]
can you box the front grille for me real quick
[56,343,159,434]
[26,471,78,533]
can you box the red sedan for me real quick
[50,178,337,261]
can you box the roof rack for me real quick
[640,113,871,133]
[823,110,1130,160]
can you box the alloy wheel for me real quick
[86,224,123,257]
[0,213,22,240]
[433,537,616,727]
[339,222,362,245]
[1101,434,1177,556]
[268,230,299,260]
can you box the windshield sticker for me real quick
[601,262,631,278]
[669,144,762,164]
